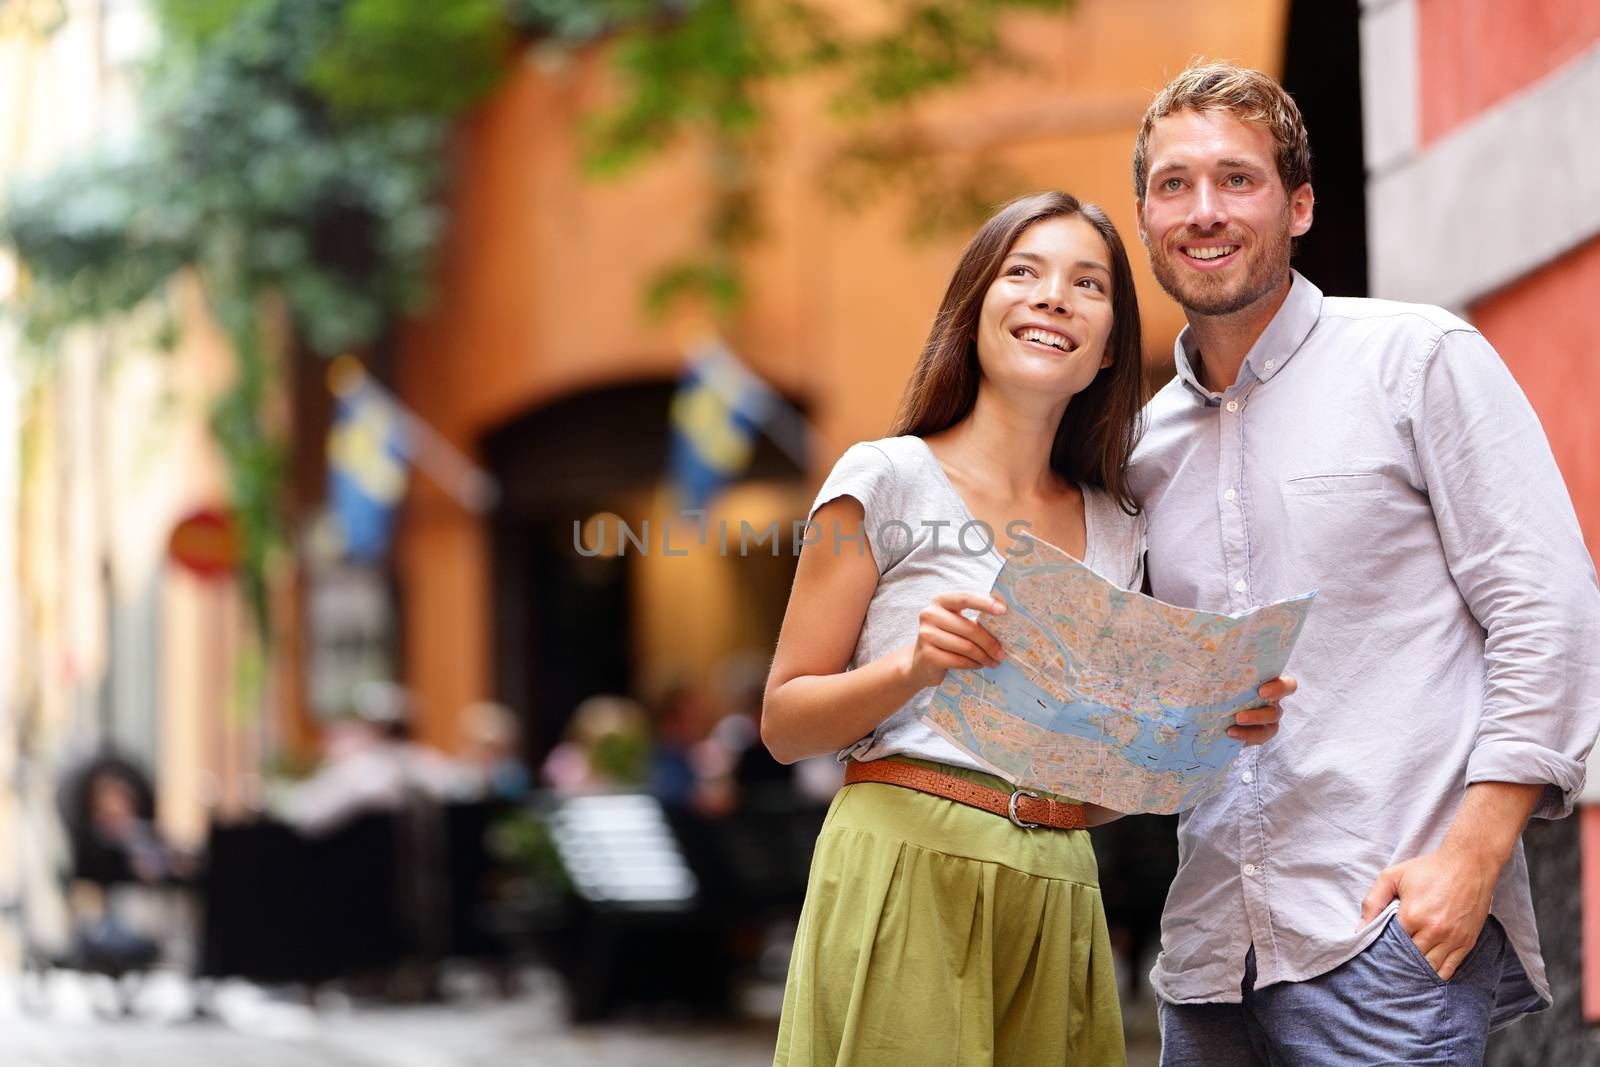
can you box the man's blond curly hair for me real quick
[1134,61,1313,201]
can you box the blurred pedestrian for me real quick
[57,755,191,978]
[458,700,531,802]
[276,681,472,835]
[646,682,709,810]
[540,694,650,794]
[85,767,194,883]
[79,760,192,885]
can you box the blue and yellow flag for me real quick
[327,358,413,560]
[667,347,775,514]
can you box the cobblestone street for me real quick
[0,966,1164,1066]
[0,970,782,1067]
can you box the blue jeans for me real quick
[1158,916,1530,1066]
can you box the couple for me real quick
[761,62,1600,1066]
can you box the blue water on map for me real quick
[926,551,1315,811]
[959,659,1256,772]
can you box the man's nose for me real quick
[1188,183,1228,230]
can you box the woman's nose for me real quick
[1034,275,1073,315]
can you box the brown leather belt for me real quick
[844,759,1086,830]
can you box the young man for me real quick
[1127,62,1600,1064]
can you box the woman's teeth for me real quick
[1019,327,1073,351]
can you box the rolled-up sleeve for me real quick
[1409,328,1600,819]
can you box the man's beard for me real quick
[1147,211,1293,317]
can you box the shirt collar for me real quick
[1171,270,1325,402]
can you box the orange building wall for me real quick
[394,0,1289,747]
[1468,235,1600,560]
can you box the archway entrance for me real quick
[481,380,808,766]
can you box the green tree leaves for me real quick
[1,0,1073,635]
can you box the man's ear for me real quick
[1133,197,1149,246]
[1289,182,1314,238]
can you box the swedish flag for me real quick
[667,347,772,513]
[327,358,413,560]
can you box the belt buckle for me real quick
[1007,788,1040,829]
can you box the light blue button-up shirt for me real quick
[1129,271,1600,1010]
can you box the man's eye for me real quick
[1226,175,1249,187]
[1163,178,1183,191]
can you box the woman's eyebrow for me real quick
[1008,251,1109,273]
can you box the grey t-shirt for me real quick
[808,434,1146,774]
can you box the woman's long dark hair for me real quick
[889,191,1145,513]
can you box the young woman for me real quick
[762,192,1293,1064]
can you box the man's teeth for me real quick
[1184,245,1240,261]
[1019,327,1073,351]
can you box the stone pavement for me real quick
[0,966,1163,1066]
[0,970,781,1067]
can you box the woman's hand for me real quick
[904,592,1009,690]
[1229,675,1296,745]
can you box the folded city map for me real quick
[923,537,1316,814]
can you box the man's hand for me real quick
[1357,780,1543,980]
[1357,845,1497,980]
[1229,675,1296,744]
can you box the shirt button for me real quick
[1224,488,1236,502]
[1265,359,1276,370]
[1241,771,1254,784]
[1234,579,1246,593]
[1225,400,1239,413]
[1242,863,1260,876]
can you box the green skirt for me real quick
[774,759,1126,1066]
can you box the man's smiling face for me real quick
[1137,108,1313,318]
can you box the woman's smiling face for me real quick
[975,213,1116,403]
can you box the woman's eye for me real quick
[1077,278,1105,292]
[1007,265,1030,276]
